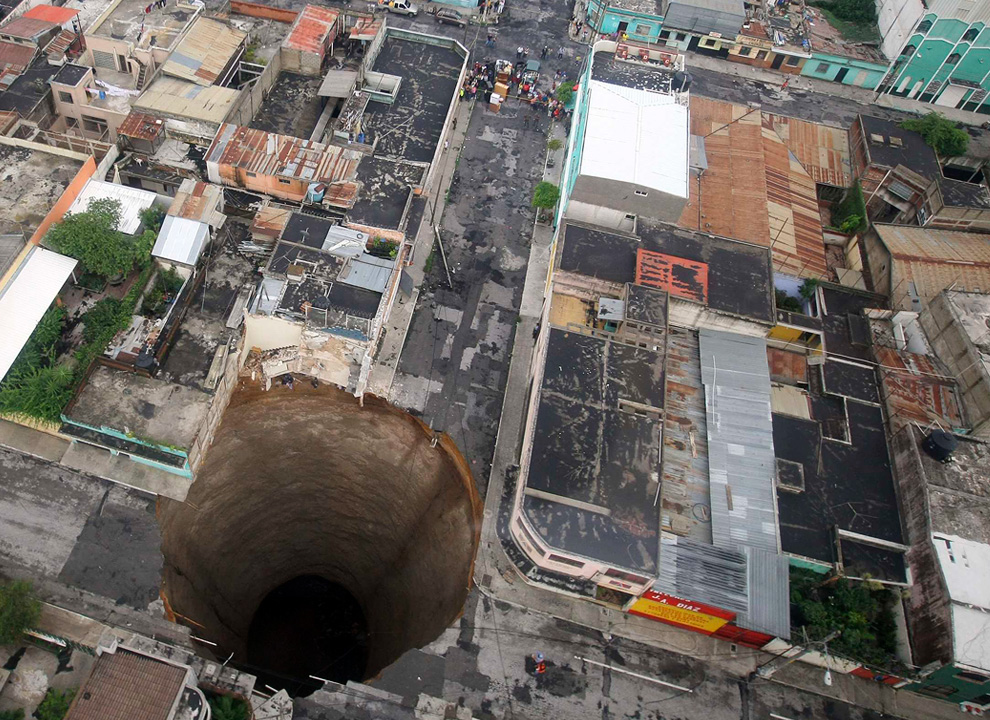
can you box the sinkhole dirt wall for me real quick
[158,380,482,681]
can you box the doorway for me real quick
[835,67,849,83]
[771,53,785,69]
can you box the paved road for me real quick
[386,1,580,494]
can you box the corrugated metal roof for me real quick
[0,246,77,382]
[0,39,36,73]
[283,5,338,54]
[252,276,286,315]
[152,216,208,266]
[737,546,790,638]
[318,69,358,98]
[168,179,222,223]
[117,111,165,142]
[134,77,240,124]
[68,180,158,235]
[663,0,744,36]
[162,17,246,86]
[699,329,780,554]
[765,113,851,188]
[337,253,393,293]
[876,223,990,263]
[0,16,56,40]
[205,122,361,185]
[657,535,749,614]
[581,80,689,200]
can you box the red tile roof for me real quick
[24,5,80,25]
[284,5,338,54]
[634,248,708,305]
[64,649,187,720]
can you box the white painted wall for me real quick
[876,0,925,60]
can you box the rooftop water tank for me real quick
[923,429,957,463]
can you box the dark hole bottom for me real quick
[246,575,369,697]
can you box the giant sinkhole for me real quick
[158,383,481,695]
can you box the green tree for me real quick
[555,84,573,104]
[46,199,144,280]
[547,138,563,152]
[208,695,250,720]
[900,112,970,157]
[35,689,75,720]
[0,580,41,644]
[798,278,820,300]
[531,181,560,211]
[0,707,25,720]
[138,205,165,232]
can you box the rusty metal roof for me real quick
[117,111,165,142]
[764,113,851,188]
[23,5,80,25]
[206,122,360,186]
[349,15,382,40]
[284,5,338,54]
[0,16,56,41]
[168,179,222,223]
[875,345,962,430]
[252,204,291,238]
[162,16,246,86]
[0,40,35,74]
[678,98,828,280]
[635,247,708,304]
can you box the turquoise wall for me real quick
[586,0,664,42]
[801,52,886,89]
[904,663,990,705]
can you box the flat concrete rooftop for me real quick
[0,145,84,238]
[362,35,463,164]
[89,0,196,47]
[66,364,211,451]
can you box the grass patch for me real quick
[812,5,879,43]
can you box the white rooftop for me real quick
[951,605,990,672]
[68,180,159,235]
[934,534,990,609]
[0,246,77,382]
[580,80,689,201]
[153,216,208,267]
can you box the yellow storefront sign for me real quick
[628,592,732,634]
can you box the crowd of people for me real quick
[458,59,574,128]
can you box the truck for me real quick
[378,0,418,16]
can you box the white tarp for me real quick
[0,246,77,382]
[581,80,690,201]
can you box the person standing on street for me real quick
[541,44,549,58]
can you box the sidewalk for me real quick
[684,51,987,126]
[366,98,476,399]
[473,107,963,720]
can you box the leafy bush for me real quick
[790,568,898,668]
[46,199,149,280]
[0,580,41,644]
[810,0,875,23]
[555,84,573,104]
[75,264,153,375]
[0,709,25,720]
[208,695,250,720]
[831,181,868,234]
[547,138,563,152]
[138,205,165,232]
[798,278,820,300]
[0,307,74,423]
[35,689,75,720]
[900,112,970,157]
[532,181,560,210]
[775,290,802,312]
[82,298,124,343]
[369,238,399,260]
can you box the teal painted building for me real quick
[585,0,664,43]
[879,11,990,113]
[801,52,887,89]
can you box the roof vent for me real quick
[923,429,957,462]
[889,136,903,147]
[870,133,885,144]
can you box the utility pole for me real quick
[754,630,841,680]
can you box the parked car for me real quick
[435,8,466,27]
[379,0,418,16]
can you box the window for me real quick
[964,28,979,42]
[956,671,990,684]
[947,52,962,64]
[634,23,650,36]
[277,178,292,185]
[816,62,830,73]
[915,684,956,699]
[65,116,78,129]
[917,19,932,33]
[116,54,128,72]
[548,554,585,568]
[676,33,686,41]
[81,115,108,135]
[246,171,257,178]
[659,30,671,40]
[756,50,768,60]
[634,190,649,197]
[786,54,801,66]
[58,91,73,104]
[737,46,751,56]
[902,44,916,57]
[624,213,636,221]
[604,568,649,585]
